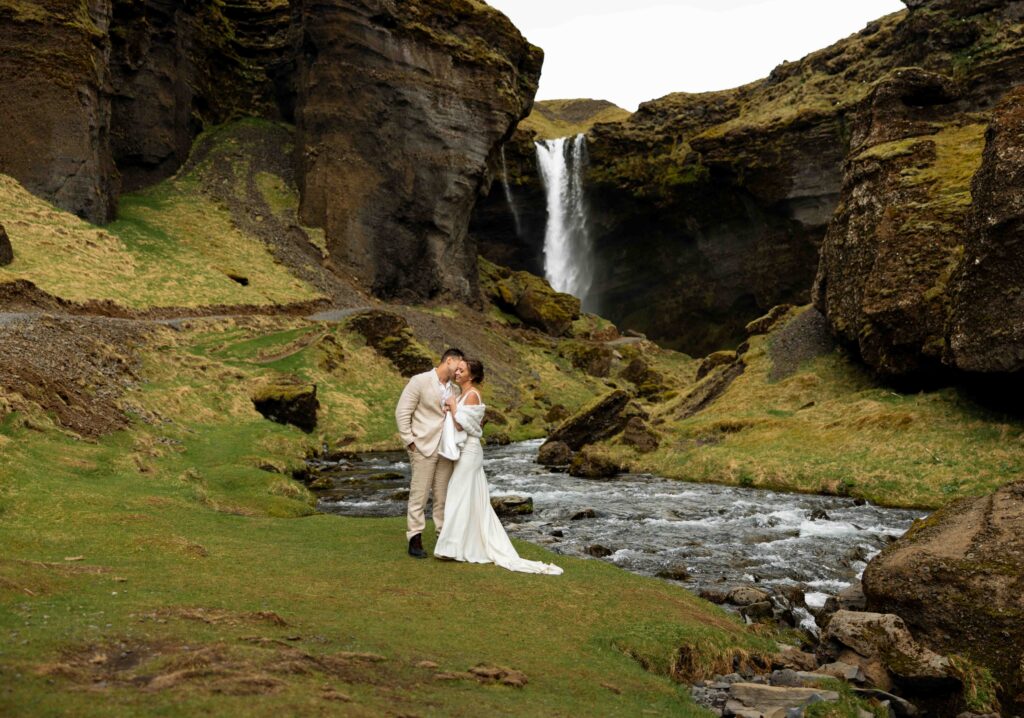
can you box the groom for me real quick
[395,348,465,558]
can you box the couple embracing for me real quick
[394,349,562,575]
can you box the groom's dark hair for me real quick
[440,348,465,362]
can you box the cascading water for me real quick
[535,134,593,310]
[499,145,523,238]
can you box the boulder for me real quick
[618,357,667,399]
[772,645,819,673]
[568,448,620,479]
[655,565,691,581]
[727,684,840,713]
[621,416,659,453]
[863,481,1024,709]
[544,389,633,450]
[822,611,952,683]
[251,381,319,433]
[544,404,570,423]
[490,495,533,517]
[727,586,772,607]
[485,431,511,446]
[480,258,581,336]
[484,407,508,426]
[346,311,433,377]
[570,508,597,521]
[674,358,745,420]
[0,224,12,266]
[536,440,572,467]
[584,544,613,558]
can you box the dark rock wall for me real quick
[295,0,542,304]
[0,0,117,224]
[0,0,541,305]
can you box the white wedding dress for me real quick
[434,390,563,575]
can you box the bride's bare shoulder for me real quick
[464,388,482,405]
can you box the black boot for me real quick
[408,533,427,559]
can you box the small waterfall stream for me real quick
[499,145,523,238]
[535,134,594,310]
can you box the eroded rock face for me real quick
[296,0,542,304]
[862,481,1024,710]
[947,87,1024,372]
[0,0,117,223]
[0,224,12,266]
[0,0,542,305]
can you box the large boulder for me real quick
[480,259,580,336]
[863,481,1024,711]
[543,389,632,451]
[821,611,952,683]
[346,311,433,378]
[568,448,620,479]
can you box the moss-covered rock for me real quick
[618,357,668,399]
[346,310,433,378]
[251,379,319,433]
[569,448,620,479]
[479,258,581,336]
[863,480,1024,712]
[490,495,533,517]
[536,440,572,467]
[544,389,633,451]
[621,416,659,453]
[0,223,11,266]
[557,340,613,377]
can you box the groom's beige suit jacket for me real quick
[395,369,457,457]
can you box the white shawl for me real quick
[455,403,486,441]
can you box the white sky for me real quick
[486,0,907,111]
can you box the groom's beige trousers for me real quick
[406,446,454,541]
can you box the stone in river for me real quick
[584,544,613,558]
[727,585,772,606]
[655,565,691,581]
[570,508,597,521]
[490,495,533,517]
[536,440,572,466]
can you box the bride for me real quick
[433,358,563,575]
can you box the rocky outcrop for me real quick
[0,0,543,305]
[346,310,433,377]
[543,389,632,451]
[296,0,542,304]
[252,380,319,432]
[947,87,1024,372]
[0,0,117,223]
[471,0,1024,360]
[479,258,580,335]
[863,481,1024,711]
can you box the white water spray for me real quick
[535,134,593,309]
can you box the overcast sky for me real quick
[486,0,906,111]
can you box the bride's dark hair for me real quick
[464,358,484,384]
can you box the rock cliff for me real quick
[472,0,1024,365]
[0,0,542,303]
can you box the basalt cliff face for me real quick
[0,0,541,304]
[472,0,1024,367]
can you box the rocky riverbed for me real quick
[309,439,924,625]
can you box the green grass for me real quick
[600,308,1024,509]
[0,401,766,717]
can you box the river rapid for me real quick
[312,439,925,615]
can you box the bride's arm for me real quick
[451,391,480,431]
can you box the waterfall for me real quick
[499,145,523,238]
[535,134,593,310]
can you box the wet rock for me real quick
[346,311,433,378]
[309,476,333,490]
[584,544,614,558]
[544,389,633,450]
[490,495,533,517]
[480,259,580,335]
[536,440,572,467]
[570,508,597,521]
[727,586,772,606]
[486,431,512,446]
[740,601,775,623]
[321,449,358,463]
[568,448,620,479]
[809,508,829,521]
[822,611,952,684]
[622,416,660,453]
[367,472,403,481]
[251,380,318,433]
[863,480,1024,709]
[389,489,410,501]
[0,224,12,266]
[655,565,691,581]
[821,583,866,620]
